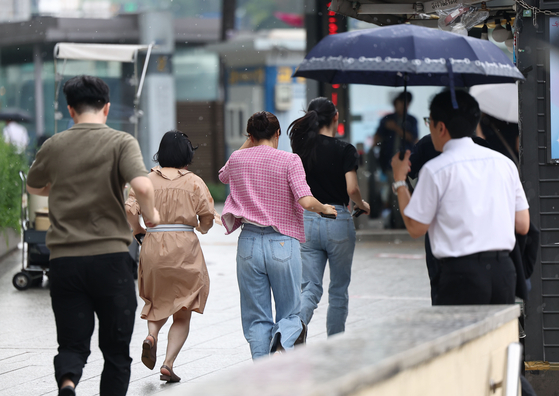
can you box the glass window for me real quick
[174,48,219,101]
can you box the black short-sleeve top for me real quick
[302,134,359,206]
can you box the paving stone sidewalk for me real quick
[0,221,429,396]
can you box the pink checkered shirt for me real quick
[219,145,312,242]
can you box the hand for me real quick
[322,204,337,217]
[133,226,147,235]
[144,208,160,228]
[196,224,208,234]
[358,200,371,215]
[391,150,411,182]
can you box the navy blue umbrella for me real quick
[293,24,524,155]
[293,24,524,87]
[0,108,32,123]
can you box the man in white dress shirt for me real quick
[391,90,530,305]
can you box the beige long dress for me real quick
[125,167,215,321]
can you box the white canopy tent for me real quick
[53,42,154,137]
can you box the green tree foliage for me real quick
[0,141,28,234]
[206,182,227,203]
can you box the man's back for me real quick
[26,123,146,259]
[407,137,527,258]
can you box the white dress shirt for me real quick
[404,137,529,259]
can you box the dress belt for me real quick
[147,224,194,232]
[439,250,510,262]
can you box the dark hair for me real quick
[429,90,481,139]
[394,91,412,106]
[288,97,337,169]
[246,111,281,141]
[63,75,110,114]
[153,130,198,168]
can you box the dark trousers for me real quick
[49,253,137,395]
[424,233,441,304]
[434,251,516,305]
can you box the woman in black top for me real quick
[288,97,370,336]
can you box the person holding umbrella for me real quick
[0,108,32,154]
[391,90,530,305]
[288,97,369,336]
[3,118,29,154]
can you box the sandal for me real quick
[160,365,181,382]
[141,334,157,370]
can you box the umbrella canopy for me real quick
[293,24,524,87]
[0,108,32,123]
[469,83,518,123]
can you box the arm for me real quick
[239,137,255,150]
[126,210,145,236]
[196,183,215,235]
[298,196,337,217]
[391,150,430,238]
[345,170,370,214]
[515,209,530,235]
[394,182,430,238]
[27,183,51,196]
[129,176,160,227]
[125,188,146,235]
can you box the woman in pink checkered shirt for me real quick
[219,111,337,359]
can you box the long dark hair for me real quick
[288,97,337,169]
[246,111,281,141]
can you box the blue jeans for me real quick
[236,224,304,359]
[300,205,356,336]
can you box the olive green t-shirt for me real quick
[27,123,148,259]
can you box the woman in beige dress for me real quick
[125,130,215,383]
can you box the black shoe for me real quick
[59,385,76,396]
[295,321,307,345]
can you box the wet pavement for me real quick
[0,223,429,396]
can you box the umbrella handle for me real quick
[400,77,409,161]
[446,60,459,109]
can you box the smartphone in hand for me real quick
[352,208,366,218]
[320,213,337,219]
[134,233,145,245]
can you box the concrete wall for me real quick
[356,320,518,396]
[0,228,20,259]
[163,305,521,396]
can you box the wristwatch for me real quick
[392,180,408,195]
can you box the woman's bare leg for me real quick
[162,309,192,369]
[147,318,168,343]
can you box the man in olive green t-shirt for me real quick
[27,76,160,396]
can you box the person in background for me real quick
[3,118,29,154]
[126,130,215,383]
[373,91,418,229]
[26,75,159,396]
[391,89,529,306]
[219,111,337,359]
[477,113,519,164]
[288,97,370,336]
